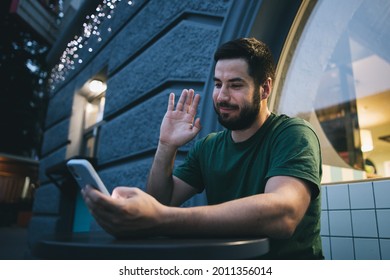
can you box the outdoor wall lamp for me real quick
[88,79,107,95]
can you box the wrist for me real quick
[150,141,178,174]
[157,140,179,154]
[157,205,189,235]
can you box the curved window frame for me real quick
[267,0,390,182]
[268,0,317,111]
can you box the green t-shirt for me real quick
[173,113,323,259]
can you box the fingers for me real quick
[183,89,194,113]
[167,92,175,111]
[175,89,188,111]
[82,185,115,213]
[189,93,200,117]
[169,89,200,116]
[82,186,126,232]
[112,186,139,199]
[193,117,202,131]
[174,89,197,113]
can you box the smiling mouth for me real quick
[217,102,238,112]
[218,107,236,114]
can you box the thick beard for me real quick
[214,89,261,131]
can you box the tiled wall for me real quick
[321,179,390,259]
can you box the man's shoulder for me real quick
[271,114,316,134]
[272,113,308,126]
[267,114,320,148]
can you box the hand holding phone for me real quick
[66,159,110,196]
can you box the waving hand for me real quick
[159,89,201,148]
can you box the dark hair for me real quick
[214,38,275,85]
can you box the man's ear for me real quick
[261,78,272,99]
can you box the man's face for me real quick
[213,58,261,131]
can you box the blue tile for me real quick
[373,180,390,208]
[377,209,390,238]
[354,238,380,260]
[321,186,328,210]
[351,210,378,237]
[321,211,330,235]
[380,239,390,260]
[321,236,331,260]
[327,184,350,210]
[329,210,352,236]
[349,182,374,209]
[331,237,354,260]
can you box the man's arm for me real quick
[159,176,312,238]
[146,143,198,206]
[83,175,311,239]
[146,89,201,206]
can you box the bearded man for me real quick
[82,38,323,260]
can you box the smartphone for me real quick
[66,159,110,196]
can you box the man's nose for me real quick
[217,85,229,102]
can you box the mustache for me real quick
[216,102,239,109]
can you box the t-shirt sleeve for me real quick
[265,121,322,199]
[173,139,205,193]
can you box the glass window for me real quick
[276,0,390,179]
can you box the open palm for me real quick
[159,89,201,148]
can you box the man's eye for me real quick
[214,83,222,88]
[231,84,242,88]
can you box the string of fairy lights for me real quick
[48,0,134,91]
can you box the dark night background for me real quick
[0,0,50,159]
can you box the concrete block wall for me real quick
[321,179,390,259]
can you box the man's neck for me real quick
[231,108,271,143]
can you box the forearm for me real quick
[158,193,299,239]
[147,176,310,239]
[146,142,178,205]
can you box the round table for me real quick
[33,231,269,260]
